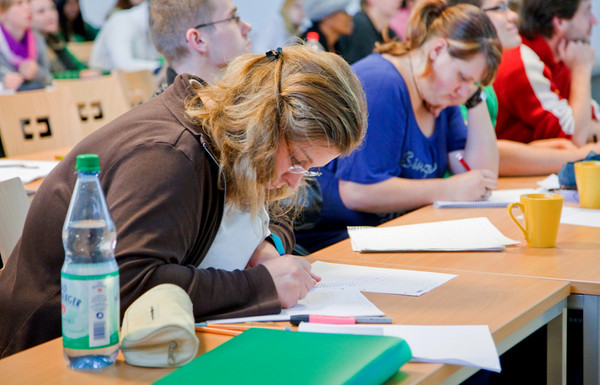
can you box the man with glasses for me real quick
[493,0,600,147]
[149,0,251,93]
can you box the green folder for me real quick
[154,328,412,385]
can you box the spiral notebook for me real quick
[434,188,537,208]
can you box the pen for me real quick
[455,153,471,171]
[290,315,393,326]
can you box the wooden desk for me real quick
[0,271,569,385]
[315,175,600,384]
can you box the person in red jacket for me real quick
[494,0,599,147]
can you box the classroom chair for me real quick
[54,73,131,137]
[115,69,157,107]
[0,87,84,157]
[0,177,30,270]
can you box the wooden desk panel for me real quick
[0,271,569,385]
[325,205,600,295]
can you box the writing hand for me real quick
[448,169,498,201]
[262,255,320,308]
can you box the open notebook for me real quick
[348,217,519,252]
[434,188,538,208]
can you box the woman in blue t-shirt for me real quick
[296,0,503,253]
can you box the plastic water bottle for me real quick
[61,154,119,370]
[305,31,325,51]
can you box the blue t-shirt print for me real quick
[400,150,438,179]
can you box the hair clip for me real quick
[265,47,283,59]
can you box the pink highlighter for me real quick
[289,315,392,326]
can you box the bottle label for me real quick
[61,271,120,350]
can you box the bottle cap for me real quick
[306,31,319,41]
[75,154,100,172]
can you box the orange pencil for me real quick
[195,326,242,337]
[204,324,289,332]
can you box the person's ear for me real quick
[552,16,568,37]
[428,38,447,61]
[185,28,209,54]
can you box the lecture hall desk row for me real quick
[314,176,600,385]
[0,152,571,385]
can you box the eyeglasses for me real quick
[288,164,322,177]
[286,144,321,177]
[482,3,509,12]
[194,14,240,29]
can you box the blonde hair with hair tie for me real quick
[186,44,367,216]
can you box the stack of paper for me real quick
[348,217,519,252]
[434,188,537,208]
[0,160,59,184]
[206,262,456,324]
[298,323,501,372]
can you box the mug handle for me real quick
[507,202,528,240]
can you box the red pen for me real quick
[455,153,471,171]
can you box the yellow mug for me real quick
[507,193,564,248]
[574,161,600,209]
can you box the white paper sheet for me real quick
[537,174,560,190]
[348,217,519,252]
[434,188,538,208]
[311,261,456,296]
[0,160,59,184]
[205,287,384,324]
[560,206,600,228]
[298,323,501,372]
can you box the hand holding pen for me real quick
[452,153,496,200]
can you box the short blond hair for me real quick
[186,44,367,216]
[148,0,216,64]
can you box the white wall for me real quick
[80,0,117,29]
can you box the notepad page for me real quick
[434,188,538,208]
[348,217,519,252]
[560,206,600,228]
[311,261,456,296]
[204,286,384,324]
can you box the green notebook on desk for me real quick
[154,328,412,385]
